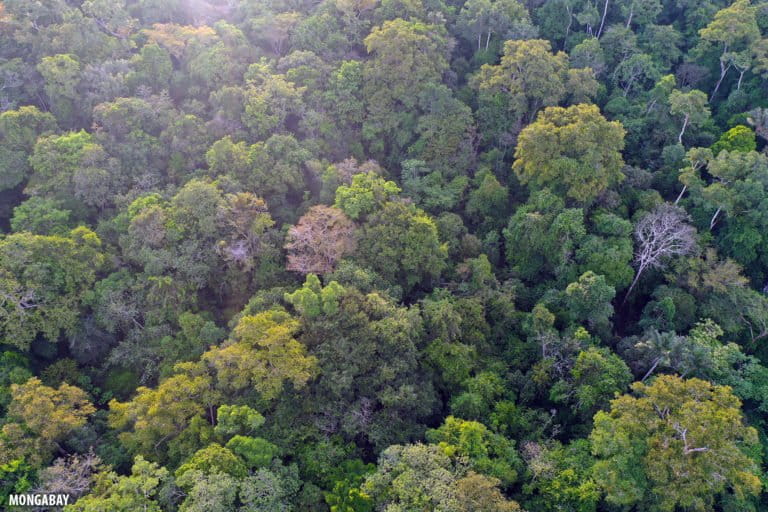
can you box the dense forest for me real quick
[3,0,768,510]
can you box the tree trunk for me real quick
[710,50,730,101]
[678,114,689,144]
[485,30,491,51]
[477,32,482,51]
[626,4,634,28]
[564,5,573,49]
[674,184,687,205]
[597,0,609,39]
[642,357,662,382]
[737,69,745,90]
[710,207,722,230]
[623,265,645,305]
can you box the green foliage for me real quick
[427,416,521,487]
[363,443,521,511]
[323,459,375,512]
[357,201,448,292]
[569,347,632,417]
[175,443,248,480]
[591,375,762,511]
[564,271,616,333]
[523,439,599,512]
[284,274,345,318]
[0,106,57,192]
[225,435,279,469]
[298,288,436,449]
[334,171,401,220]
[37,54,81,123]
[472,39,598,127]
[10,197,72,235]
[513,104,626,203]
[67,456,169,512]
[214,404,265,438]
[0,229,104,350]
[711,125,756,154]
[0,458,34,505]
[203,309,318,400]
[0,377,95,467]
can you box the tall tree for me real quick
[591,375,762,511]
[512,104,626,203]
[668,89,710,144]
[698,0,760,100]
[0,228,104,350]
[285,206,356,275]
[0,377,95,466]
[0,106,57,192]
[625,204,696,300]
[472,39,598,128]
[362,19,452,162]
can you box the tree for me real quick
[36,54,81,124]
[618,0,662,28]
[214,404,265,438]
[285,206,356,274]
[175,470,239,512]
[426,416,521,487]
[401,159,469,212]
[363,443,521,511]
[591,375,762,511]
[89,94,174,192]
[0,228,104,350]
[10,197,72,235]
[27,130,116,208]
[512,104,626,203]
[677,149,768,279]
[216,192,276,272]
[0,378,95,467]
[126,43,172,93]
[472,40,598,127]
[711,125,756,155]
[242,67,305,140]
[569,347,632,418]
[409,83,477,179]
[284,274,345,319]
[456,0,531,51]
[67,456,169,512]
[522,439,600,512]
[247,134,311,217]
[122,180,223,289]
[108,362,217,459]
[251,11,302,56]
[629,329,710,381]
[362,19,452,161]
[225,436,279,470]
[0,106,57,192]
[625,204,696,300]
[669,89,710,144]
[614,53,660,97]
[334,171,401,221]
[202,309,317,400]
[356,201,448,292]
[175,443,247,480]
[564,271,616,334]
[33,451,102,502]
[699,0,760,100]
[503,190,586,284]
[81,0,136,39]
[295,287,436,449]
[746,107,768,142]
